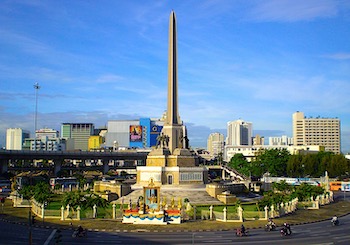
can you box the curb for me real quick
[1,211,350,233]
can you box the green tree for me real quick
[18,185,34,200]
[18,182,52,204]
[83,193,109,209]
[286,155,302,177]
[272,180,293,194]
[259,182,325,208]
[328,154,350,178]
[251,148,290,177]
[318,152,333,177]
[228,153,250,176]
[302,154,320,177]
[290,183,325,201]
[74,173,87,190]
[216,152,224,165]
[61,191,109,211]
[33,182,52,204]
[258,190,289,209]
[61,190,84,209]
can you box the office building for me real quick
[225,145,323,162]
[292,111,340,154]
[269,135,293,146]
[6,128,30,150]
[253,134,265,146]
[36,128,59,139]
[23,128,65,151]
[105,118,163,149]
[226,119,252,146]
[88,135,103,150]
[207,132,224,157]
[61,123,94,151]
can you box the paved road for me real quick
[0,221,53,245]
[57,215,350,245]
[2,213,344,245]
[1,192,350,245]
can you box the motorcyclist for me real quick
[240,224,246,235]
[267,218,276,230]
[283,222,291,235]
[77,225,84,235]
[331,215,339,225]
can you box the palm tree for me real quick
[61,190,83,210]
[83,193,109,210]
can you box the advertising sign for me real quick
[130,125,142,142]
[341,182,350,192]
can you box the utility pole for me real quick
[33,82,40,151]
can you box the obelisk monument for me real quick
[136,11,207,186]
[162,10,184,154]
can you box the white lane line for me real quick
[43,229,57,245]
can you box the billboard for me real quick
[341,182,350,192]
[130,125,142,142]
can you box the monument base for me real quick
[137,146,207,186]
[136,166,208,186]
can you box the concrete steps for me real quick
[116,186,223,205]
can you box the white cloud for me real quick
[246,0,338,22]
[96,74,124,84]
[322,53,350,60]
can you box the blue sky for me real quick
[0,0,350,152]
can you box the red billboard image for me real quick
[130,125,142,142]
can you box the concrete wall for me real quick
[206,183,246,198]
[94,181,131,198]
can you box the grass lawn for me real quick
[196,202,261,214]
[2,197,350,232]
[44,199,124,219]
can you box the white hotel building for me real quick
[293,111,341,154]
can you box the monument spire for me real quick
[166,10,180,126]
[137,10,205,188]
[161,10,184,154]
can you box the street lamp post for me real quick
[33,82,40,151]
[29,208,32,245]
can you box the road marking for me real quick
[43,229,56,245]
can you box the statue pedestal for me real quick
[145,148,170,167]
[122,179,181,225]
[122,211,181,225]
[137,147,207,186]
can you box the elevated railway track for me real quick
[0,149,148,175]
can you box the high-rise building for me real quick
[20,128,63,151]
[61,123,94,151]
[24,128,65,151]
[269,135,293,146]
[253,134,265,146]
[292,111,341,154]
[207,132,224,157]
[226,119,253,146]
[6,128,30,150]
[105,120,139,148]
[36,128,59,139]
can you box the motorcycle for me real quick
[332,219,339,226]
[264,223,276,232]
[236,228,248,237]
[280,226,292,236]
[72,229,87,238]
